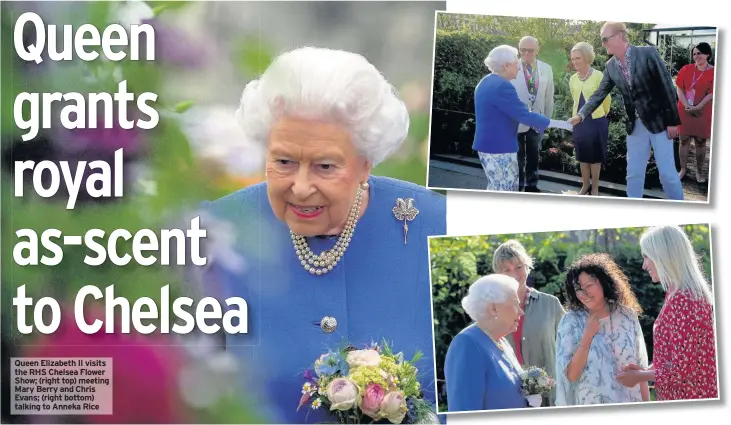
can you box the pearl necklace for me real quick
[479,326,505,351]
[578,68,593,81]
[290,185,364,275]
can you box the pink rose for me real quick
[346,349,381,367]
[360,383,385,417]
[379,391,407,424]
[326,378,359,411]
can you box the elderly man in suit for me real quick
[568,22,684,200]
[511,36,555,193]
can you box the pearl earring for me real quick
[361,181,369,189]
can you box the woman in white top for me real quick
[555,253,650,405]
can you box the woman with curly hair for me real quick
[555,253,650,405]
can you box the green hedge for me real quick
[430,30,513,156]
[429,225,712,410]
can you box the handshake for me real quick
[548,119,574,132]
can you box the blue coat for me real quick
[203,175,446,423]
[444,324,528,412]
[472,73,551,154]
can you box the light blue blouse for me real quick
[555,306,649,406]
[202,175,446,423]
[444,324,527,412]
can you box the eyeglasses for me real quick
[601,32,622,43]
[520,48,535,53]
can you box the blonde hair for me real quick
[492,239,534,273]
[602,22,629,41]
[639,225,713,304]
[571,42,596,65]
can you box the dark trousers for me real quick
[517,129,543,190]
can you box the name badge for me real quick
[686,89,696,106]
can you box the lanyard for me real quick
[523,63,539,109]
[689,66,711,90]
[686,65,712,106]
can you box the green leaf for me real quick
[235,36,275,76]
[151,4,168,16]
[145,1,190,13]
[173,100,195,113]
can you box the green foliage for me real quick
[430,29,513,155]
[430,225,712,409]
[173,100,196,113]
[234,36,277,77]
[0,1,263,421]
[146,1,191,15]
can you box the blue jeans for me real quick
[626,119,684,200]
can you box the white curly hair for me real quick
[461,274,519,323]
[484,45,519,73]
[234,46,410,166]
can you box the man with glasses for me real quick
[568,22,684,200]
[511,36,555,193]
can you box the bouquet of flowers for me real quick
[297,340,438,424]
[519,366,555,407]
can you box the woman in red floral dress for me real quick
[676,43,715,183]
[616,225,717,400]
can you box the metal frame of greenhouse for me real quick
[643,25,717,75]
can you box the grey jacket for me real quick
[510,59,555,133]
[504,288,566,406]
[578,45,681,135]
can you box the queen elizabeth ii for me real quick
[199,46,445,423]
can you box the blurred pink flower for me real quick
[22,304,193,424]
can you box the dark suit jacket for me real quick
[579,45,681,135]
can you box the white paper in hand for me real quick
[549,119,573,132]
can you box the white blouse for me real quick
[555,306,648,405]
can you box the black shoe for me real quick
[524,186,541,193]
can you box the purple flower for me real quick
[140,19,208,69]
[58,123,144,159]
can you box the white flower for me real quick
[302,382,315,395]
[388,375,400,387]
[311,398,322,409]
[177,106,266,177]
[113,0,154,27]
[326,378,359,411]
[346,349,381,367]
[181,209,247,275]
